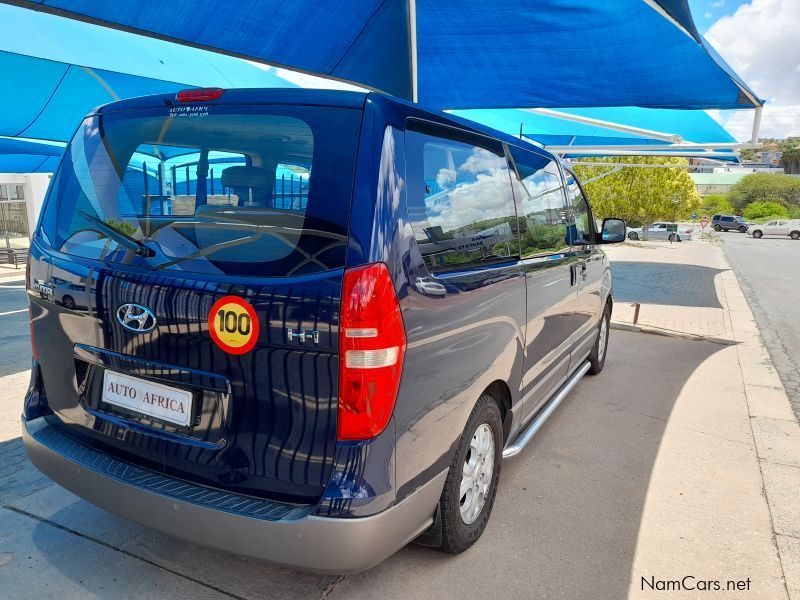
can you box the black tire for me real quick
[668,234,681,242]
[752,230,763,239]
[588,303,611,375]
[713,224,722,232]
[62,295,75,310]
[439,394,503,554]
[791,231,800,240]
[738,226,747,233]
[627,232,639,240]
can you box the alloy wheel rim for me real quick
[459,423,495,525]
[598,315,608,363]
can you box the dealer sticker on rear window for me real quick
[208,296,259,355]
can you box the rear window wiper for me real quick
[80,212,155,257]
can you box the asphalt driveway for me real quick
[0,327,785,599]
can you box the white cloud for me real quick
[704,0,800,139]
[704,11,713,18]
[711,0,725,8]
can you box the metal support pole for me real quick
[408,0,418,103]
[750,106,763,145]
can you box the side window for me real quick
[405,125,519,273]
[509,149,569,256]
[765,220,776,226]
[563,170,593,245]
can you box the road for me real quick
[721,232,800,419]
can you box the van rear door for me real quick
[29,97,363,502]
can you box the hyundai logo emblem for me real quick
[116,303,157,333]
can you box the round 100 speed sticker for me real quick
[208,296,259,355]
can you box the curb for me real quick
[610,320,737,346]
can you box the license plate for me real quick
[102,370,193,427]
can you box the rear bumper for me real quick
[22,416,447,574]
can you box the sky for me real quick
[689,0,800,140]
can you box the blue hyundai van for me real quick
[22,88,625,573]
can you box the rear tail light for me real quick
[338,263,406,441]
[176,88,224,103]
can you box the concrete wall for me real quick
[0,173,52,238]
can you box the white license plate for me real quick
[102,370,193,427]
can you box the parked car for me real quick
[750,219,800,239]
[626,222,693,242]
[711,214,748,232]
[22,88,625,574]
[414,276,447,297]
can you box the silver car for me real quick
[750,219,800,239]
[626,222,693,242]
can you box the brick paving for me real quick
[604,240,735,340]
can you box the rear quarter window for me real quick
[404,122,519,273]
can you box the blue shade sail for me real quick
[5,0,761,109]
[0,3,297,143]
[0,136,64,172]
[452,106,736,145]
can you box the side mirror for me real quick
[599,218,626,243]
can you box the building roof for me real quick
[689,173,748,185]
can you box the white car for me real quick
[626,222,693,242]
[750,219,800,240]
[414,276,447,297]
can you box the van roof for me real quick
[93,87,556,162]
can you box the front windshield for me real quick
[39,104,361,277]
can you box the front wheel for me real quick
[791,231,800,240]
[752,230,763,239]
[627,231,639,240]
[588,304,611,375]
[439,395,503,554]
[738,226,748,233]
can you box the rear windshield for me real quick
[39,103,362,277]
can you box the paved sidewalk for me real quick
[604,241,734,341]
[606,240,800,599]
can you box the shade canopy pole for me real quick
[750,107,763,145]
[408,0,418,103]
[524,108,683,143]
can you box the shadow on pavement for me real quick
[331,332,726,599]
[3,332,726,600]
[611,262,725,308]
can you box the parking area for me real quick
[0,322,788,599]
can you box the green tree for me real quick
[742,201,789,220]
[573,156,701,239]
[781,147,800,174]
[728,173,800,211]
[700,193,733,216]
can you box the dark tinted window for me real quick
[405,125,519,272]
[40,104,361,277]
[510,148,569,256]
[564,170,594,245]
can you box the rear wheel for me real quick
[752,230,763,239]
[62,295,75,310]
[439,394,502,554]
[588,303,611,375]
[791,231,800,240]
[627,232,639,240]
[713,224,722,232]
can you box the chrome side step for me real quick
[502,360,592,459]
